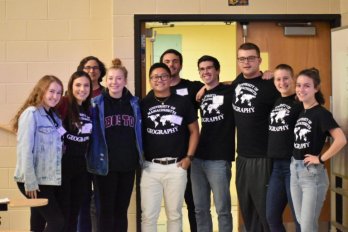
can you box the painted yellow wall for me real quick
[145,24,237,92]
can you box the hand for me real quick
[177,157,191,170]
[25,189,39,199]
[262,70,273,80]
[304,154,320,166]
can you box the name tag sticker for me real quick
[213,95,224,104]
[57,126,67,136]
[176,88,188,96]
[171,115,183,125]
[81,123,92,134]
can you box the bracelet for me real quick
[186,155,194,161]
[318,154,325,164]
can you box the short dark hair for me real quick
[238,42,261,57]
[197,55,220,71]
[149,63,171,78]
[160,49,183,65]
[77,56,106,84]
[275,64,294,77]
[297,67,325,105]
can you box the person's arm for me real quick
[262,70,273,80]
[195,85,206,102]
[304,127,347,165]
[17,108,40,198]
[177,120,199,170]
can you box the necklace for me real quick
[154,95,170,105]
[304,101,318,113]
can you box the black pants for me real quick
[77,173,99,232]
[185,167,197,232]
[17,183,64,232]
[95,170,135,232]
[236,156,271,232]
[58,155,88,232]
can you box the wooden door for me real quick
[236,21,332,231]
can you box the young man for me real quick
[161,49,203,110]
[140,63,199,232]
[160,49,203,232]
[191,55,235,232]
[232,43,279,232]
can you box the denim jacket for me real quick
[86,93,144,175]
[14,106,63,191]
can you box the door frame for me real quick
[134,14,340,97]
[133,14,340,232]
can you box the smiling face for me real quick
[106,68,127,98]
[274,69,295,97]
[198,61,219,88]
[296,75,318,104]
[72,76,91,105]
[42,82,63,110]
[162,53,182,78]
[149,67,171,96]
[237,49,262,79]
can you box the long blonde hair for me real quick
[12,75,64,132]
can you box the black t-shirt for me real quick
[232,73,279,158]
[267,94,303,159]
[104,90,138,171]
[63,106,92,157]
[170,78,204,110]
[141,92,197,160]
[293,105,339,160]
[196,83,235,161]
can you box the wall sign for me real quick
[228,0,248,6]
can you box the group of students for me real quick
[12,56,140,232]
[12,42,346,232]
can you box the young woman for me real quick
[76,56,106,232]
[57,71,93,232]
[13,75,65,232]
[266,64,302,231]
[87,58,143,232]
[290,68,347,231]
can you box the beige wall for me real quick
[341,0,348,25]
[0,0,113,230]
[0,0,346,230]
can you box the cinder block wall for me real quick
[0,0,112,230]
[1,0,347,231]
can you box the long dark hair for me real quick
[297,67,325,105]
[66,71,92,131]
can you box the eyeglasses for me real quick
[237,56,259,63]
[150,74,170,81]
[198,66,215,73]
[83,66,99,71]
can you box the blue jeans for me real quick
[191,158,232,232]
[266,159,300,232]
[290,158,329,232]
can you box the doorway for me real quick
[134,14,340,232]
